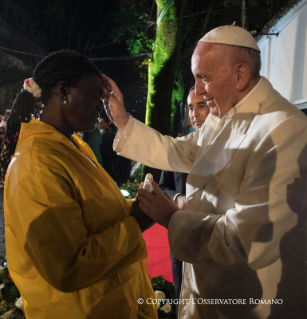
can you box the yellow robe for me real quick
[4,119,157,319]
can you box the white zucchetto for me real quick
[199,25,260,52]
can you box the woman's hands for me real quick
[102,74,129,130]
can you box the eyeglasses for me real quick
[184,103,208,113]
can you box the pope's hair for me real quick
[214,44,261,80]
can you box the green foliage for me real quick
[171,73,184,131]
[0,257,25,319]
[151,276,176,319]
[126,37,155,55]
[0,258,20,304]
[145,0,187,134]
[112,0,156,54]
[151,276,176,300]
[155,3,178,59]
[0,302,25,319]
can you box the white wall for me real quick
[257,0,307,109]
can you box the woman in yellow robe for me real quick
[1,51,157,319]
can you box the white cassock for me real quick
[114,77,307,319]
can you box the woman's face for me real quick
[63,75,103,133]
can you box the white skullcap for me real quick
[199,25,260,52]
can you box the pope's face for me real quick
[187,90,210,129]
[191,42,239,118]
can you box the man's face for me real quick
[191,42,239,118]
[99,118,108,130]
[187,90,210,129]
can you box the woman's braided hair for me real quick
[0,50,101,180]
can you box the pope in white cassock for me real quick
[103,25,307,319]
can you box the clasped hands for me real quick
[131,178,180,230]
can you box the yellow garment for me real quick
[4,119,157,319]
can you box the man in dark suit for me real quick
[99,114,131,187]
[159,87,209,316]
[99,114,114,176]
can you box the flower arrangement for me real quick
[0,257,24,319]
[151,276,177,319]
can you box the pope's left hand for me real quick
[137,178,180,229]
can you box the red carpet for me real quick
[143,223,173,283]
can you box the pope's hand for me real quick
[175,194,187,210]
[102,74,129,130]
[137,178,180,229]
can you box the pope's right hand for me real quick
[102,74,129,131]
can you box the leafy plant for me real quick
[151,276,177,319]
[0,257,25,319]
